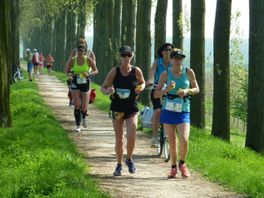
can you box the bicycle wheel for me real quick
[163,136,170,162]
[14,72,19,82]
[156,129,163,157]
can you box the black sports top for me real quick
[110,66,139,114]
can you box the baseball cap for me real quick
[119,45,133,54]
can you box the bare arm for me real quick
[66,58,74,75]
[101,68,116,95]
[187,68,199,94]
[64,49,75,72]
[146,59,158,86]
[154,71,169,98]
[89,51,96,63]
[135,67,146,94]
[87,56,98,76]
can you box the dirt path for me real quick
[36,75,244,198]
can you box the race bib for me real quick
[76,75,87,84]
[116,88,130,99]
[165,98,183,112]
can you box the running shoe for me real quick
[125,159,136,173]
[150,137,159,148]
[167,168,177,178]
[82,117,87,128]
[113,164,122,176]
[75,125,81,132]
[179,163,190,177]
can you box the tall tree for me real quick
[136,0,151,104]
[112,0,121,66]
[93,0,113,84]
[212,0,232,141]
[190,0,205,128]
[246,0,264,153]
[172,0,183,49]
[76,0,87,39]
[65,10,77,63]
[154,0,168,59]
[10,0,20,79]
[54,10,66,71]
[0,0,12,127]
[121,0,136,48]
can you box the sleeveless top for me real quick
[110,66,138,113]
[72,56,90,74]
[162,67,191,112]
[154,58,172,85]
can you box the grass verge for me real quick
[0,80,109,197]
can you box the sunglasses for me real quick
[164,48,172,52]
[121,53,132,57]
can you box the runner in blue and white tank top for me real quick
[146,43,174,148]
[154,48,200,178]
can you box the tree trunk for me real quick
[246,1,264,153]
[54,11,66,71]
[76,0,87,39]
[121,0,136,65]
[190,0,205,129]
[172,0,183,49]
[0,0,12,127]
[93,0,113,84]
[65,11,77,64]
[10,0,20,80]
[112,0,122,66]
[154,0,168,59]
[136,0,151,105]
[212,0,232,141]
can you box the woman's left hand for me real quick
[177,88,188,98]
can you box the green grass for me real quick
[0,80,109,197]
[53,70,264,197]
[188,128,264,197]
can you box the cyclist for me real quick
[146,43,174,148]
[66,44,98,132]
[101,45,145,176]
[154,48,199,178]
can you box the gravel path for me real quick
[37,75,244,198]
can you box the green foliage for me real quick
[230,11,248,122]
[20,0,95,44]
[177,4,190,39]
[0,81,109,197]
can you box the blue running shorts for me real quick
[160,109,190,125]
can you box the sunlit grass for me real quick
[0,80,109,197]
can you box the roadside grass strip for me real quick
[0,81,109,197]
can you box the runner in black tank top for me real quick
[101,45,145,176]
[110,66,138,116]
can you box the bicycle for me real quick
[13,65,24,82]
[140,83,170,162]
[156,123,170,162]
